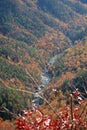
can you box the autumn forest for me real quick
[0,0,87,129]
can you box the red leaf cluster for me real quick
[16,101,87,130]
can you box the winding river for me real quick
[32,68,51,107]
[32,55,58,107]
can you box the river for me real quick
[32,55,58,107]
[32,68,51,107]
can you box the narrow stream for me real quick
[32,68,51,107]
[32,55,58,107]
[41,68,51,87]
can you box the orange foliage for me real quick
[0,119,15,130]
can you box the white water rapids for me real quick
[32,55,58,107]
[32,69,51,107]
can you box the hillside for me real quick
[0,0,87,49]
[0,0,87,121]
[41,38,87,115]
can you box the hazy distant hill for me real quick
[0,0,87,44]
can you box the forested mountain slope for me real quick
[0,0,87,122]
[41,37,87,114]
